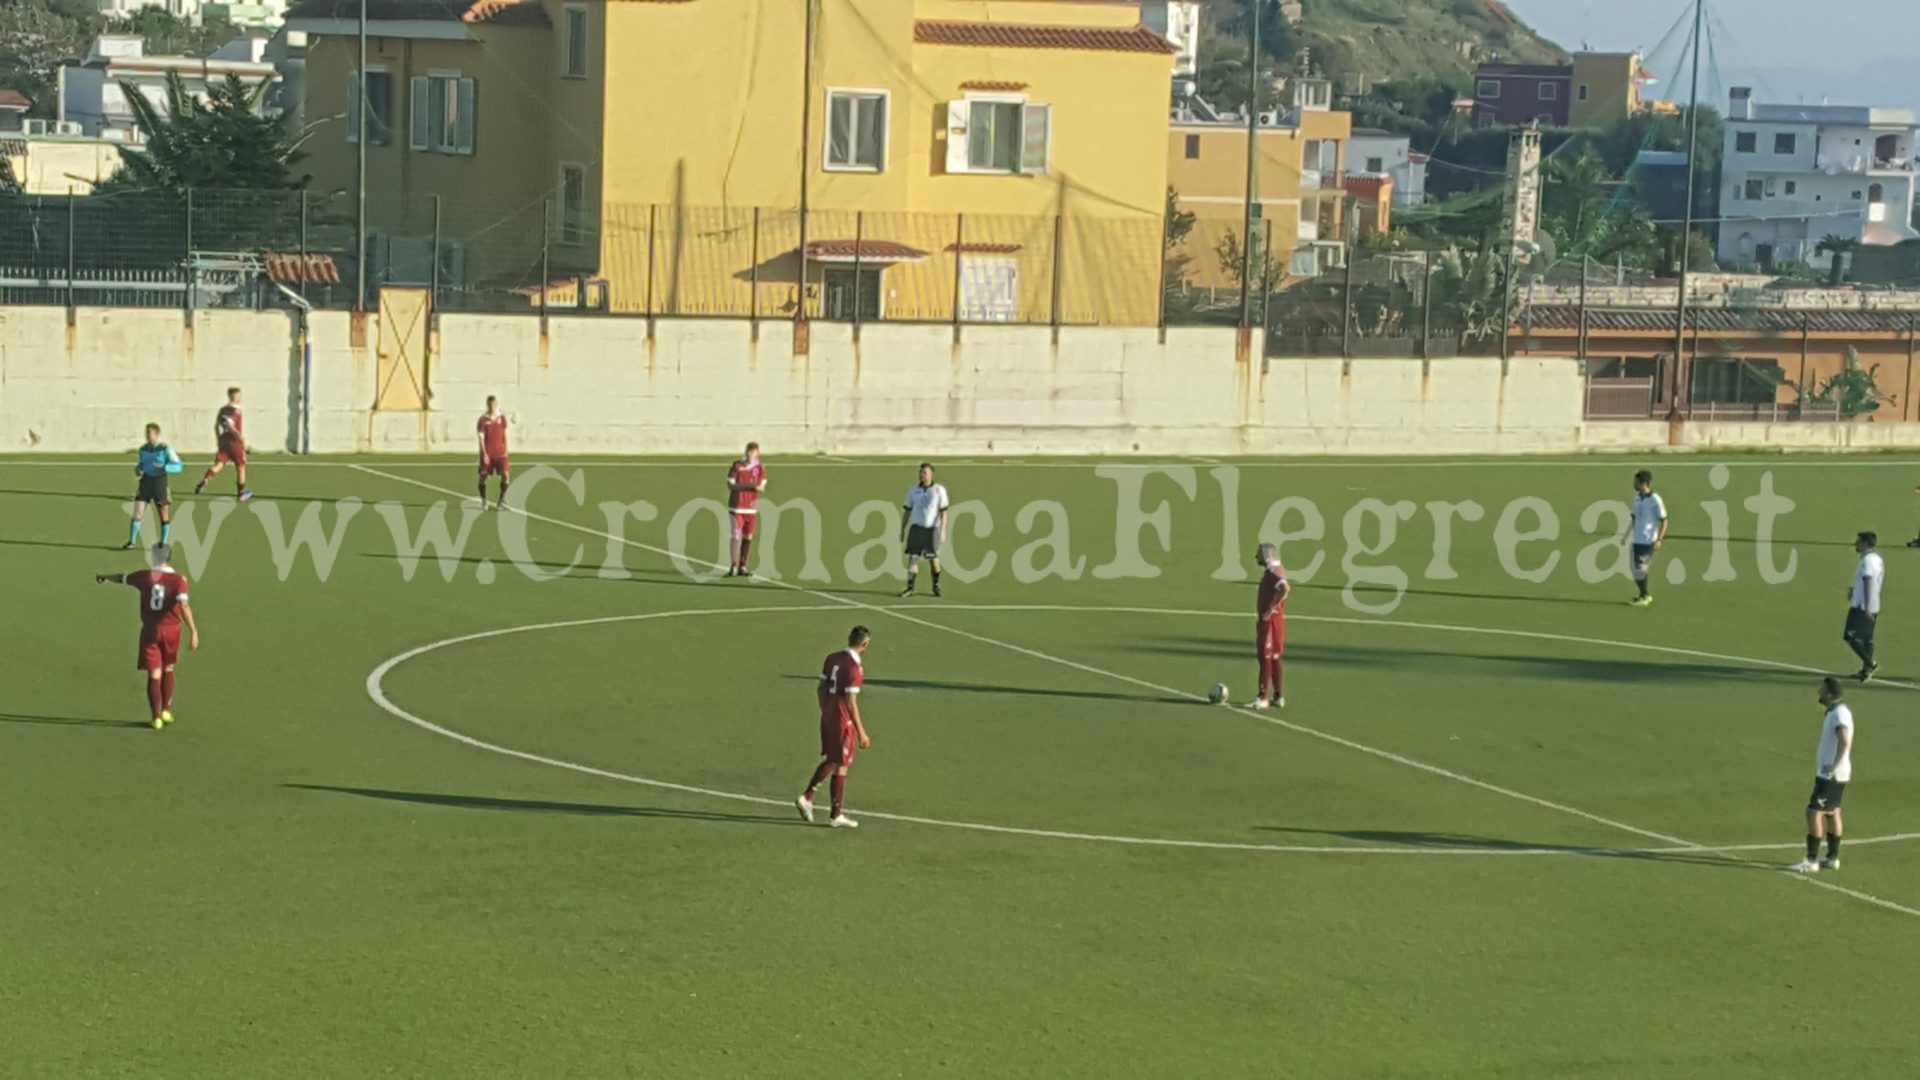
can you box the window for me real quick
[1735,131,1757,153]
[946,99,1049,174]
[1538,82,1558,101]
[1774,132,1796,155]
[821,266,883,320]
[1365,156,1385,173]
[959,256,1018,321]
[562,5,589,79]
[826,90,888,171]
[1476,79,1500,98]
[1577,84,1590,102]
[1785,180,1797,195]
[1852,189,1864,201]
[346,69,391,145]
[1184,134,1200,160]
[410,73,476,155]
[558,163,587,245]
[1744,178,1764,201]
[1764,177,1777,197]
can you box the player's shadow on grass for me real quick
[357,552,720,588]
[1284,580,1618,608]
[0,537,130,552]
[0,712,149,730]
[0,488,133,502]
[285,784,804,827]
[1255,827,1769,871]
[1139,638,1809,686]
[1667,532,1859,548]
[787,674,1192,706]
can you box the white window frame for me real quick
[558,161,588,246]
[958,254,1019,322]
[823,87,889,173]
[947,94,1050,176]
[1774,132,1796,155]
[410,69,475,156]
[1538,82,1558,101]
[1476,79,1500,99]
[562,4,590,79]
[347,65,391,146]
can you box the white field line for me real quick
[11,457,1920,470]
[350,465,1920,918]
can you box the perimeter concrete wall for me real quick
[3,305,1919,456]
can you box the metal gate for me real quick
[375,287,432,410]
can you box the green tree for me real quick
[1815,235,1860,287]
[1192,33,1284,113]
[98,72,307,192]
[1162,188,1202,320]
[1215,225,1286,294]
[0,154,20,195]
[1791,346,1891,418]
[1541,149,1657,263]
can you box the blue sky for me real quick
[1506,0,1920,112]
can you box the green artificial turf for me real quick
[3,454,1918,1078]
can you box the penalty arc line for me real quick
[349,465,1920,918]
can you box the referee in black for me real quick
[899,462,950,598]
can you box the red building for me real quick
[1472,63,1571,128]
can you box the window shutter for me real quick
[409,75,429,150]
[346,71,360,143]
[945,100,970,174]
[1019,102,1050,174]
[827,93,851,166]
[455,77,476,155]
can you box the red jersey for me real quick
[128,568,190,632]
[216,404,243,445]
[478,413,509,459]
[817,648,863,725]
[1257,565,1288,623]
[727,458,765,513]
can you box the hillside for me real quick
[1208,0,1567,86]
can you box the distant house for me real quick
[0,89,28,132]
[1347,128,1427,207]
[1472,51,1644,130]
[57,35,281,140]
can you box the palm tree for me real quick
[1815,235,1860,287]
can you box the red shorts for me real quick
[215,440,246,467]
[479,456,510,477]
[820,718,855,766]
[1257,617,1285,660]
[731,511,757,540]
[138,625,180,671]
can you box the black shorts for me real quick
[1631,543,1655,572]
[1844,607,1876,645]
[905,524,939,558]
[1808,776,1847,812]
[135,475,170,506]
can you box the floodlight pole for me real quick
[355,0,368,311]
[1669,0,1706,421]
[1238,0,1260,331]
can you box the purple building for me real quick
[1472,63,1572,128]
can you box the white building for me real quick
[57,35,280,140]
[1140,1,1201,79]
[95,0,284,30]
[1347,127,1428,207]
[1718,86,1920,269]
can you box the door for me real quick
[375,287,433,411]
[821,267,883,321]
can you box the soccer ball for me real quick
[1208,683,1229,705]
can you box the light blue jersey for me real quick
[137,443,182,478]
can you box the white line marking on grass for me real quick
[350,464,1920,917]
[15,456,1920,470]
[363,602,1920,861]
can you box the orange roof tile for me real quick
[914,20,1176,55]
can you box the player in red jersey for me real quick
[194,386,252,501]
[725,441,767,577]
[477,395,510,510]
[797,626,872,829]
[96,542,200,730]
[1254,542,1289,709]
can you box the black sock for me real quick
[931,568,941,586]
[904,573,916,589]
[1806,835,1821,861]
[1637,577,1649,597]
[1826,834,1842,859]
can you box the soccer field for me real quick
[5,454,1920,1078]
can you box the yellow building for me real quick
[1569,51,1643,130]
[1166,86,1352,291]
[288,0,1176,324]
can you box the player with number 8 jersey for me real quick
[96,543,200,729]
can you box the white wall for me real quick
[8,307,1920,458]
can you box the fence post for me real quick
[298,190,310,306]
[430,194,442,313]
[65,187,76,323]
[1577,255,1589,362]
[1259,217,1275,348]
[950,213,966,342]
[1421,251,1434,371]
[1155,204,1171,342]
[645,204,657,322]
[1523,274,1535,355]
[540,199,552,333]
[1340,241,1355,370]
[850,210,865,339]
[1907,313,1917,422]
[749,207,761,338]
[1049,213,1064,340]
[1498,249,1513,370]
[183,188,195,324]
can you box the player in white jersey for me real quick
[899,462,950,598]
[1792,677,1854,873]
[1626,470,1668,607]
[1843,531,1884,682]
